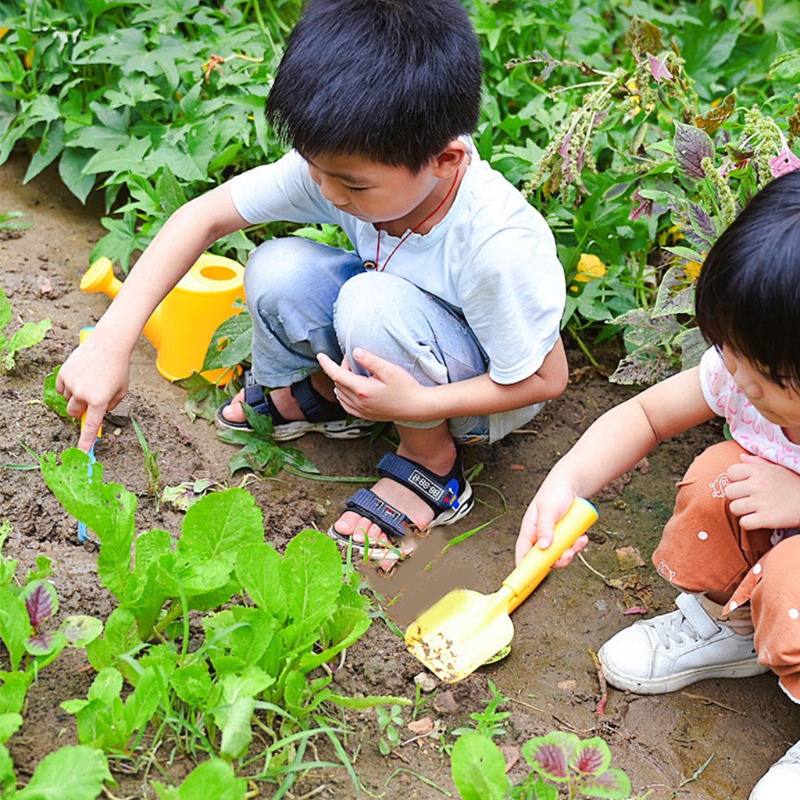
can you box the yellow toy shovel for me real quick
[405,498,598,683]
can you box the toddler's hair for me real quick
[695,170,800,388]
[265,0,482,173]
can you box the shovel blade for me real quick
[405,588,513,683]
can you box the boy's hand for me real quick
[725,453,800,530]
[515,483,588,567]
[56,338,130,451]
[317,348,426,421]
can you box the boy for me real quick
[515,171,800,797]
[58,0,568,562]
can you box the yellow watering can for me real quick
[81,254,246,385]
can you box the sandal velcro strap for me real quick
[291,375,346,423]
[376,451,464,514]
[345,488,411,542]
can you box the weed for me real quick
[0,286,50,373]
[131,416,161,501]
[376,704,404,755]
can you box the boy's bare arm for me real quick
[515,366,715,564]
[58,183,248,448]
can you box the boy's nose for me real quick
[318,178,348,207]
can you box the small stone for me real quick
[433,690,460,714]
[414,672,438,693]
[407,717,434,736]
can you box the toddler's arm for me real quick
[58,183,248,449]
[515,366,715,565]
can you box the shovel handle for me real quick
[503,498,598,612]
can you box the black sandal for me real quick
[216,371,374,441]
[327,449,474,562]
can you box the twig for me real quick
[589,650,608,715]
[680,691,745,715]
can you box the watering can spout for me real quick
[80,254,246,384]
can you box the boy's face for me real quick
[721,346,800,432]
[305,152,449,232]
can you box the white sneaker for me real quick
[749,740,800,799]
[598,592,768,694]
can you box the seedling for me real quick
[131,417,161,501]
[376,704,404,755]
[0,286,50,373]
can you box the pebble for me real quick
[414,672,438,693]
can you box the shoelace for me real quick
[650,610,705,648]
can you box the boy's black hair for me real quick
[695,170,800,388]
[265,0,482,173]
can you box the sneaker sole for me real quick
[216,411,375,441]
[598,650,769,695]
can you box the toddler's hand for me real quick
[725,453,800,530]
[515,484,587,567]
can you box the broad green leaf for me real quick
[41,449,137,598]
[451,733,509,800]
[170,662,213,709]
[0,713,22,745]
[202,313,252,371]
[6,318,51,364]
[281,530,342,640]
[58,147,97,204]
[202,607,276,676]
[0,743,14,795]
[42,368,70,419]
[0,671,33,716]
[124,666,163,731]
[209,668,273,760]
[154,759,246,800]
[86,608,140,672]
[177,488,264,566]
[15,745,111,800]
[60,615,103,648]
[299,606,370,673]
[235,543,286,619]
[0,586,32,670]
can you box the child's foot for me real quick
[749,739,800,799]
[328,447,474,561]
[598,592,768,694]
[215,372,374,441]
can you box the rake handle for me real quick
[503,498,598,613]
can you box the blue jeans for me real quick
[244,237,490,441]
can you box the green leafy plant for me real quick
[131,416,161,500]
[451,730,635,800]
[0,287,50,373]
[376,704,404,755]
[40,449,408,792]
[452,679,512,743]
[0,211,31,232]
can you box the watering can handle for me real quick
[502,498,598,613]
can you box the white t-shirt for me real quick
[229,143,565,440]
[700,346,800,473]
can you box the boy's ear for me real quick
[432,139,470,177]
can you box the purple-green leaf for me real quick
[22,580,58,628]
[572,736,612,776]
[581,766,633,799]
[26,631,58,656]
[673,121,714,180]
[523,732,578,781]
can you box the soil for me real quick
[1,151,798,800]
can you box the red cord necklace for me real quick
[370,169,460,272]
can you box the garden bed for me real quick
[2,153,798,799]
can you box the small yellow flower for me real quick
[0,28,9,40]
[684,261,703,280]
[574,253,607,283]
